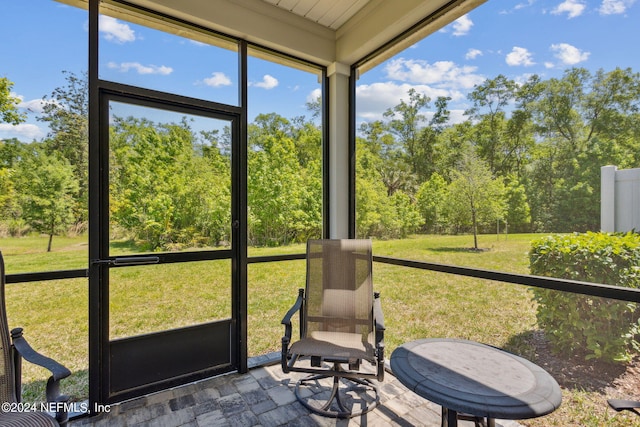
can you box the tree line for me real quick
[356,68,640,246]
[1,67,639,251]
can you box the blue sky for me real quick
[356,0,640,124]
[1,0,638,141]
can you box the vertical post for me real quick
[87,0,104,411]
[237,40,249,374]
[327,62,350,238]
[601,165,616,232]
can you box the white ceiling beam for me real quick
[127,0,337,66]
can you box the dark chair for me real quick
[0,251,71,426]
[608,399,640,417]
[281,239,385,418]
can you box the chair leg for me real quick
[294,364,379,418]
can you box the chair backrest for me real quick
[0,252,18,404]
[304,239,374,342]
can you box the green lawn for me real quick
[1,234,638,426]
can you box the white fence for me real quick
[601,165,640,232]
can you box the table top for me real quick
[390,338,562,420]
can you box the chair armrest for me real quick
[373,291,385,381]
[11,328,71,404]
[11,328,71,382]
[373,292,385,332]
[281,289,304,374]
[608,399,640,416]
[281,289,304,341]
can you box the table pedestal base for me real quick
[442,407,496,427]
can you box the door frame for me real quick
[88,82,248,406]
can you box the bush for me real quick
[0,219,31,237]
[529,232,640,363]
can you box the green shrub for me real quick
[529,232,640,363]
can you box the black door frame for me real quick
[88,1,249,408]
[88,83,246,405]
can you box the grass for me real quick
[1,233,638,426]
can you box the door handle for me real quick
[91,256,160,266]
[113,256,160,266]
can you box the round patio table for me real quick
[390,338,562,427]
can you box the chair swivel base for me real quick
[294,369,379,418]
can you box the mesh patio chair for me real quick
[281,239,385,418]
[0,251,71,426]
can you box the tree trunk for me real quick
[471,207,478,249]
[47,233,53,252]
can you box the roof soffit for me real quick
[115,0,337,65]
[337,0,487,71]
[98,0,486,71]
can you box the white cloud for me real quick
[17,98,45,113]
[550,43,590,64]
[11,93,59,114]
[599,0,636,14]
[99,16,136,43]
[384,58,484,89]
[465,49,483,60]
[447,109,468,125]
[203,72,232,87]
[515,0,536,10]
[108,62,173,75]
[0,123,45,140]
[551,0,586,18]
[452,15,473,36]
[356,82,464,122]
[505,47,536,66]
[251,74,279,89]
[307,88,322,103]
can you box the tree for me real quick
[435,121,474,177]
[444,152,506,249]
[15,147,78,251]
[384,88,430,169]
[503,176,531,232]
[248,113,321,245]
[465,75,517,175]
[38,71,89,224]
[389,190,424,237]
[383,89,451,182]
[0,77,26,125]
[416,173,447,233]
[0,78,27,231]
[0,168,16,224]
[520,67,640,231]
[110,115,232,250]
[358,120,415,196]
[0,139,28,235]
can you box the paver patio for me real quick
[68,354,524,427]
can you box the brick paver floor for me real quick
[69,355,524,427]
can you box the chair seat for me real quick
[290,331,374,362]
[0,411,60,427]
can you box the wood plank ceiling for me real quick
[261,0,371,30]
